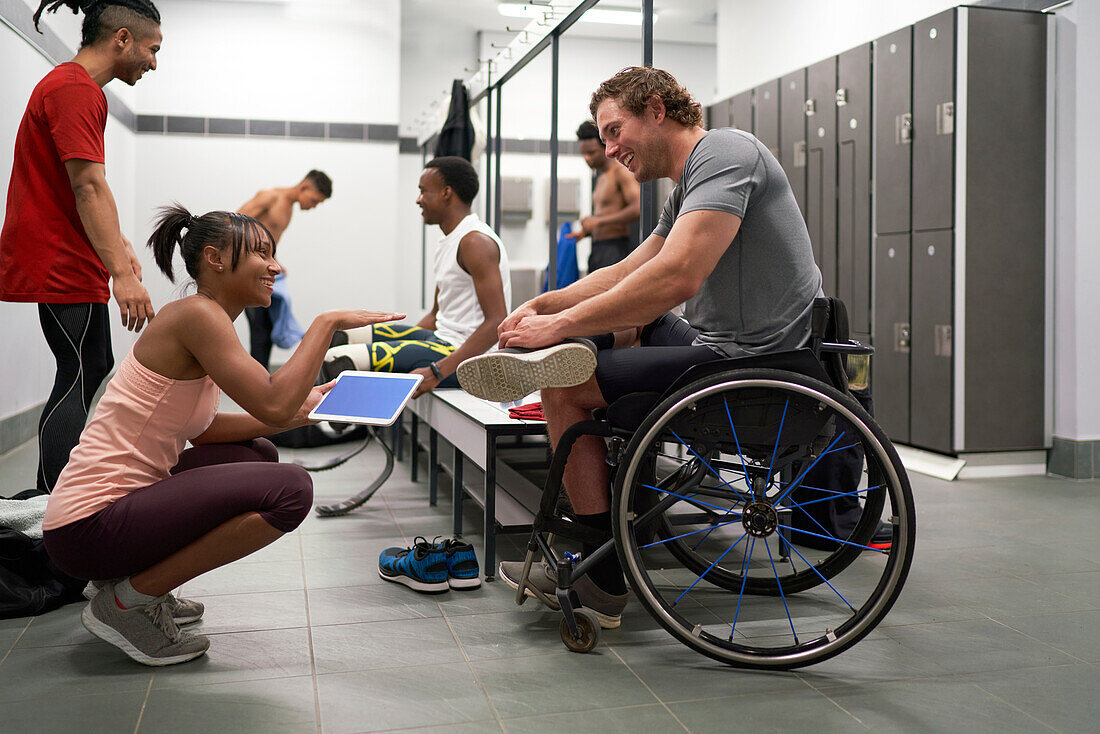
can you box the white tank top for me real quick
[433,213,511,349]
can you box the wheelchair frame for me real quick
[510,298,916,669]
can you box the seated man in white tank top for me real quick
[323,156,511,397]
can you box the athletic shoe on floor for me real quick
[456,340,597,403]
[498,560,627,629]
[83,580,204,624]
[867,520,894,551]
[378,537,449,593]
[81,582,210,666]
[440,538,481,589]
[321,343,372,383]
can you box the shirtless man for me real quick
[237,170,332,368]
[567,120,640,273]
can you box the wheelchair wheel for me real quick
[612,368,915,669]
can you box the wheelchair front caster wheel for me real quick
[559,609,601,653]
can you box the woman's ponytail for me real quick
[147,203,193,284]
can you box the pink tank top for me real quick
[43,349,220,530]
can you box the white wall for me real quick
[138,0,399,123]
[0,5,137,422]
[715,0,958,98]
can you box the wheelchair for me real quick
[510,298,915,669]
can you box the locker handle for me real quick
[835,88,848,106]
[793,140,807,168]
[894,323,911,353]
[934,325,953,358]
[804,99,816,116]
[936,102,954,136]
[896,113,913,145]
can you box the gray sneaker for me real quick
[83,580,204,625]
[456,340,597,403]
[81,582,210,666]
[498,560,627,629]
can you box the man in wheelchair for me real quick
[458,66,827,628]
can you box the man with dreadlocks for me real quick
[0,0,162,492]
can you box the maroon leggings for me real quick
[43,439,312,581]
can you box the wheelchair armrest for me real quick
[820,340,874,356]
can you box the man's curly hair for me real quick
[589,67,703,128]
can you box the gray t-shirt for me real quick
[653,128,822,358]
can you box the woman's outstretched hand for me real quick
[326,310,406,332]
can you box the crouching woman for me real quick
[42,204,402,666]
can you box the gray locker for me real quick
[910,231,953,453]
[912,10,955,232]
[806,57,837,297]
[779,69,807,218]
[707,98,732,129]
[872,233,911,444]
[731,91,752,132]
[753,79,780,159]
[874,26,913,236]
[837,43,872,342]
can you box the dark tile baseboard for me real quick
[1047,436,1100,480]
[0,403,42,457]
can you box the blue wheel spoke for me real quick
[763,536,799,644]
[765,399,790,491]
[778,521,888,555]
[782,541,858,612]
[723,399,753,490]
[673,532,748,605]
[668,429,752,503]
[773,430,849,507]
[729,536,756,640]
[781,484,886,512]
[691,505,741,550]
[639,483,744,516]
[640,517,744,550]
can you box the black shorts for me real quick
[593,313,724,404]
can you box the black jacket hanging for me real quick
[435,79,475,161]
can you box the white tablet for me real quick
[308,371,423,426]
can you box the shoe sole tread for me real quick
[457,345,596,403]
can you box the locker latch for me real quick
[793,140,807,168]
[804,99,816,116]
[936,102,955,136]
[896,113,913,144]
[835,88,848,106]
[894,323,911,353]
[934,325,953,358]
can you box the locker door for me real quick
[910,230,954,453]
[732,91,753,133]
[780,69,808,218]
[806,57,838,296]
[837,43,872,341]
[753,79,780,159]
[872,233,911,443]
[913,9,955,232]
[874,26,913,236]
[708,98,732,129]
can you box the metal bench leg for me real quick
[484,437,497,581]
[429,428,439,506]
[410,413,420,482]
[452,445,464,536]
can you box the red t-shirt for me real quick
[0,63,110,303]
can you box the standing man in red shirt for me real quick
[0,0,162,492]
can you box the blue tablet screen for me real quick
[310,373,420,425]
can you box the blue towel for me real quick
[269,272,305,349]
[542,222,580,292]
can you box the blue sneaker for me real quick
[378,537,448,593]
[440,538,481,589]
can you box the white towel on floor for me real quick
[0,494,50,539]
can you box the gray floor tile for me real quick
[821,677,1058,734]
[610,641,813,702]
[182,558,305,596]
[185,589,308,634]
[996,610,1100,662]
[310,616,464,674]
[474,652,656,719]
[793,634,947,688]
[299,531,407,560]
[447,609,577,660]
[150,627,313,688]
[504,704,686,733]
[316,662,494,733]
[667,689,864,733]
[3,689,147,732]
[14,601,97,648]
[964,663,1100,733]
[139,675,318,734]
[882,619,1078,674]
[303,555,386,589]
[0,641,153,702]
[396,722,503,734]
[1033,570,1100,606]
[931,574,1090,619]
[306,583,443,626]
